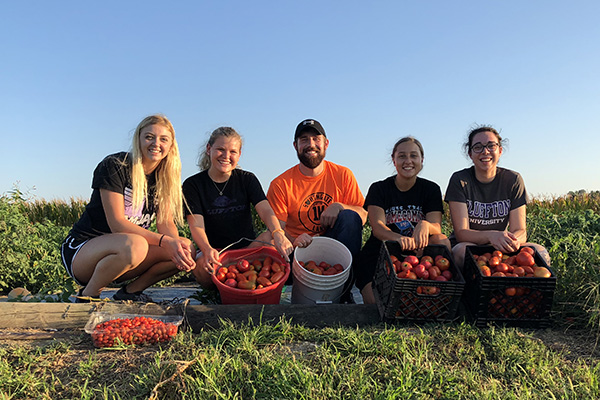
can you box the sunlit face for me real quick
[207,136,241,175]
[393,141,423,180]
[294,131,328,169]
[139,124,173,166]
[468,131,503,173]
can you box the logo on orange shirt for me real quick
[299,192,333,234]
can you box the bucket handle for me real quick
[217,237,275,256]
[213,238,288,273]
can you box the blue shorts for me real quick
[60,235,89,286]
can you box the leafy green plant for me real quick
[0,197,72,294]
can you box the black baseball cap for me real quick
[294,119,326,140]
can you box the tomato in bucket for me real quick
[211,246,290,304]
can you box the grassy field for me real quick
[1,190,600,399]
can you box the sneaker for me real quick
[74,288,100,303]
[112,286,154,303]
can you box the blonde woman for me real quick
[183,127,293,288]
[61,115,195,302]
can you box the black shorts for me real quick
[61,235,89,286]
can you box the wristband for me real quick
[271,228,285,236]
[158,234,165,247]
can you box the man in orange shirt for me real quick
[267,119,367,303]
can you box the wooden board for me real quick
[0,303,382,331]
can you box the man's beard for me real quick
[297,148,325,169]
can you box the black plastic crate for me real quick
[372,241,465,323]
[463,245,556,328]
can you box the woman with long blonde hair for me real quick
[61,115,195,302]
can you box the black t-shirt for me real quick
[182,169,267,249]
[70,152,157,240]
[444,166,527,232]
[361,176,444,255]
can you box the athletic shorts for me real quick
[60,234,89,286]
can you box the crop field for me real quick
[0,190,599,399]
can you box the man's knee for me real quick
[335,209,362,229]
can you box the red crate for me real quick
[372,242,465,323]
[463,245,556,328]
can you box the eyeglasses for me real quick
[470,142,500,153]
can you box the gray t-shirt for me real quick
[444,166,527,232]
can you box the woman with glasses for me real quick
[445,125,550,268]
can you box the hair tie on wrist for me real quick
[159,234,165,247]
[272,228,285,236]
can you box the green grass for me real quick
[1,318,599,399]
[2,189,600,399]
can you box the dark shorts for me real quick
[61,235,89,286]
[353,241,380,291]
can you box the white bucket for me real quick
[292,236,352,304]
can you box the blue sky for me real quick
[2,1,599,202]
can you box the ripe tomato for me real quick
[224,278,237,288]
[404,255,419,267]
[435,257,450,271]
[319,261,330,270]
[441,270,453,280]
[492,250,503,259]
[237,259,250,273]
[257,277,272,287]
[333,264,344,272]
[516,252,535,267]
[270,271,285,283]
[413,264,427,277]
[397,270,410,279]
[258,269,271,278]
[271,262,283,273]
[488,256,501,267]
[428,266,440,280]
[495,263,509,273]
[263,256,273,269]
[421,255,434,265]
[505,287,516,296]
[215,271,226,282]
[520,247,535,256]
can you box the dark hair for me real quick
[463,125,506,154]
[391,136,424,159]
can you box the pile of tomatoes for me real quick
[298,260,345,276]
[470,248,554,320]
[488,287,545,318]
[91,316,178,348]
[214,256,286,290]
[389,254,454,282]
[472,247,552,278]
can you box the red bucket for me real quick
[211,246,290,304]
